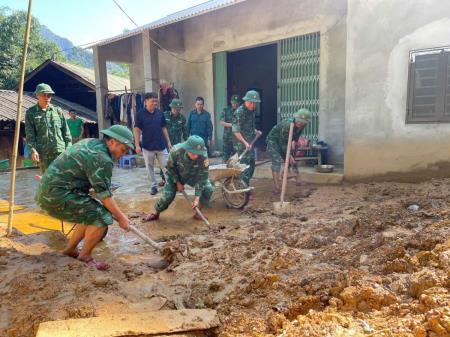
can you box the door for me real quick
[277,32,320,141]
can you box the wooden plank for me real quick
[36,309,219,337]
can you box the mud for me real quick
[0,169,449,337]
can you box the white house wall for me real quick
[155,0,348,163]
[345,0,450,180]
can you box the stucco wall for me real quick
[345,0,450,180]
[156,0,347,163]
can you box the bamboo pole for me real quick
[6,0,33,236]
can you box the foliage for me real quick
[0,8,64,89]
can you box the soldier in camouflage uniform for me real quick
[25,83,72,173]
[144,135,212,222]
[36,125,134,271]
[159,98,188,185]
[220,94,240,162]
[266,109,311,193]
[232,90,263,190]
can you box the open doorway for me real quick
[227,43,277,148]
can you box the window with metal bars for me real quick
[406,47,450,123]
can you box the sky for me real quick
[0,0,206,46]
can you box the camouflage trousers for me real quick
[222,136,234,162]
[155,180,214,213]
[267,138,298,173]
[233,142,255,185]
[36,187,113,227]
[39,152,63,174]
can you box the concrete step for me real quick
[254,162,343,184]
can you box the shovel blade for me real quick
[273,201,292,216]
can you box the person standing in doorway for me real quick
[220,94,240,162]
[134,92,172,195]
[67,109,84,143]
[232,90,262,193]
[25,83,72,173]
[186,97,213,156]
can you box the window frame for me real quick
[406,47,450,124]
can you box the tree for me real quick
[0,8,64,89]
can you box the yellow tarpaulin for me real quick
[0,199,25,212]
[0,211,75,235]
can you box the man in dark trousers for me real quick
[134,92,172,195]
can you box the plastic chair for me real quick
[118,155,137,169]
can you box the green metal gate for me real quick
[277,32,320,141]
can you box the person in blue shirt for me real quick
[186,96,213,156]
[134,92,172,195]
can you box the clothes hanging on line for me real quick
[105,93,143,128]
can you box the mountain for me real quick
[40,25,128,78]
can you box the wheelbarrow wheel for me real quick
[222,177,250,209]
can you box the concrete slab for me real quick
[36,309,219,337]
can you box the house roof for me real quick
[24,59,130,92]
[0,90,97,124]
[87,0,245,48]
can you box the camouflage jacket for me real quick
[266,119,304,153]
[25,103,72,158]
[37,139,113,202]
[166,144,209,196]
[163,111,188,145]
[220,107,235,140]
[232,105,256,145]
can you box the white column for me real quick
[142,30,160,92]
[93,45,110,132]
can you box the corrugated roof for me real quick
[52,61,130,92]
[0,90,97,124]
[88,0,246,48]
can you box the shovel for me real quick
[181,190,210,227]
[227,132,262,168]
[128,224,163,253]
[273,122,294,215]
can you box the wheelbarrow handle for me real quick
[181,190,210,227]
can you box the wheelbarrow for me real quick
[209,163,253,209]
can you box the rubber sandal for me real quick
[81,258,110,271]
[143,213,159,221]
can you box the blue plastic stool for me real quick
[118,155,137,169]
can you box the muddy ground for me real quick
[0,172,449,337]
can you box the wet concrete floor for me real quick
[0,166,245,265]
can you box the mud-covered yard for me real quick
[0,169,449,337]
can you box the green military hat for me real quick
[230,94,241,104]
[34,83,55,95]
[100,125,135,150]
[293,108,312,123]
[242,90,261,103]
[180,135,207,157]
[169,98,183,109]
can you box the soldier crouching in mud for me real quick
[143,135,213,222]
[36,125,134,271]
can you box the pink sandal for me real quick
[143,213,159,221]
[80,258,110,271]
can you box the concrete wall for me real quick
[155,0,348,163]
[345,0,450,181]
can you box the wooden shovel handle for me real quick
[280,123,294,203]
